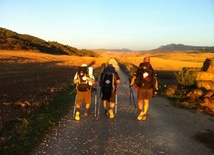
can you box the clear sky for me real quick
[0,0,214,50]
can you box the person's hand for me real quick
[74,79,79,84]
[154,88,158,95]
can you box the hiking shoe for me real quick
[137,112,144,121]
[142,115,147,121]
[109,109,114,119]
[75,111,80,121]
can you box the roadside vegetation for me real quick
[0,49,213,154]
[0,87,75,155]
[0,51,106,155]
[116,55,214,115]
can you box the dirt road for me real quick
[31,59,214,155]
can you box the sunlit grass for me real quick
[1,50,214,154]
[117,52,214,71]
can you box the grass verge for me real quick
[0,86,76,155]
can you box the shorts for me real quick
[102,91,116,102]
[76,89,92,105]
[138,88,153,100]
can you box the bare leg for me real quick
[138,99,143,111]
[75,102,81,121]
[85,103,90,116]
[139,99,149,120]
[103,100,107,109]
[137,100,144,120]
[109,102,115,118]
[143,99,149,115]
[103,100,108,115]
[110,102,115,109]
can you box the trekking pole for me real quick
[69,87,76,95]
[96,88,102,118]
[115,94,118,114]
[130,88,136,108]
[73,94,77,117]
[94,84,98,117]
[129,88,132,105]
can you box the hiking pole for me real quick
[115,94,118,114]
[69,87,76,95]
[94,85,98,117]
[73,94,77,117]
[129,88,132,105]
[130,88,136,108]
[96,88,102,118]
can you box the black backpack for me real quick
[135,62,154,89]
[77,66,91,92]
[100,66,116,95]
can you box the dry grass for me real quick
[0,50,107,67]
[1,50,213,127]
[115,52,214,86]
[116,52,214,71]
[0,50,108,128]
[1,50,213,154]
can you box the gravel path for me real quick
[31,59,214,155]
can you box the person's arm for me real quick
[129,76,136,87]
[73,73,79,84]
[115,72,120,84]
[154,76,158,92]
[86,77,95,85]
[155,77,158,90]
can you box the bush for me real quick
[174,67,198,86]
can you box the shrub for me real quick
[174,67,198,86]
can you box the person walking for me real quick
[100,64,120,119]
[129,57,158,120]
[73,64,95,121]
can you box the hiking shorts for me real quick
[102,91,116,102]
[138,88,153,100]
[76,89,92,105]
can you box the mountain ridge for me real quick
[0,27,99,57]
[156,43,214,51]
[1,27,213,54]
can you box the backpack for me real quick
[77,66,91,92]
[100,66,116,95]
[135,62,154,89]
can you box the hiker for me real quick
[100,64,120,118]
[129,56,158,121]
[73,64,95,121]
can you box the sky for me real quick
[0,0,214,51]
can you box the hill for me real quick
[0,27,99,57]
[96,48,132,52]
[156,43,214,52]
